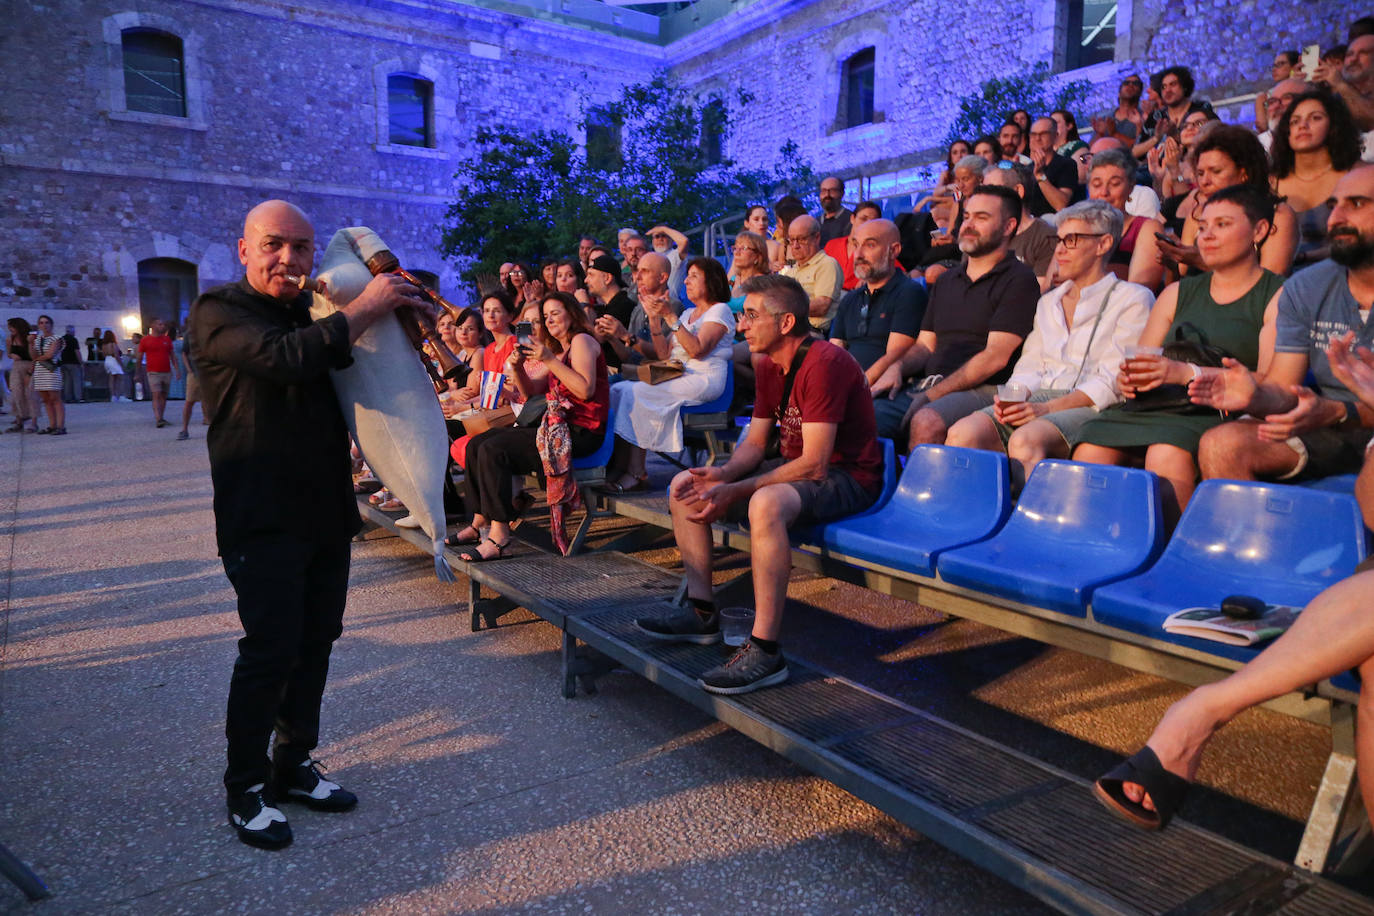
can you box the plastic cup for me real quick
[719,607,755,647]
[996,383,1030,403]
[1124,345,1163,360]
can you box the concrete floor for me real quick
[0,400,1358,913]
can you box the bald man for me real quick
[829,219,928,408]
[779,214,843,332]
[188,200,426,850]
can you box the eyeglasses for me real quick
[1122,78,1143,86]
[786,234,816,244]
[1055,232,1107,249]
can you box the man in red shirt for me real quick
[635,274,885,694]
[137,318,180,428]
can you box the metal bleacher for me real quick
[355,433,1374,914]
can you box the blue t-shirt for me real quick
[1275,260,1374,401]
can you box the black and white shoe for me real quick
[227,783,292,850]
[274,758,358,812]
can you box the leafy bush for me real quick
[440,73,816,283]
[943,63,1093,146]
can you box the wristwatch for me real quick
[665,319,681,333]
[1343,400,1359,426]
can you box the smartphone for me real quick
[1301,43,1320,76]
[1154,231,1177,245]
[514,321,533,346]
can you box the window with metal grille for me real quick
[388,74,434,147]
[1064,0,1116,70]
[122,29,186,118]
[843,48,875,129]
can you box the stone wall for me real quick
[1,0,658,316]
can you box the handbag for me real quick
[635,360,685,385]
[1120,322,1230,414]
[514,395,548,427]
[764,337,813,460]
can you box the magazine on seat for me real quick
[1162,605,1301,646]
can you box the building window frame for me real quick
[585,104,624,172]
[102,12,207,130]
[821,31,890,138]
[372,60,451,158]
[387,73,435,149]
[840,47,876,130]
[1060,0,1119,72]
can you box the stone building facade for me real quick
[1,0,1347,324]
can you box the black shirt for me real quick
[59,333,81,365]
[818,208,853,246]
[187,279,360,555]
[830,271,928,371]
[921,253,1039,381]
[594,289,635,368]
[1025,153,1078,217]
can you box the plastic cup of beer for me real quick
[719,607,755,647]
[1124,345,1164,360]
[997,382,1030,403]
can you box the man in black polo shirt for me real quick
[872,185,1040,452]
[828,219,927,439]
[188,199,427,850]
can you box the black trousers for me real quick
[222,532,350,794]
[463,424,602,522]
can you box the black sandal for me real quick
[458,537,511,563]
[444,525,481,547]
[1093,746,1191,830]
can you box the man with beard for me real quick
[828,219,928,438]
[817,176,853,245]
[1192,165,1374,483]
[870,185,1039,450]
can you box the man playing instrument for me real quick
[188,200,428,849]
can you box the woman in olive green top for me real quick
[1074,185,1284,524]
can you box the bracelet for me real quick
[1188,364,1202,382]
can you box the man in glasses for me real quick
[779,214,843,334]
[829,219,928,440]
[1092,75,1147,146]
[946,199,1153,487]
[1256,77,1312,152]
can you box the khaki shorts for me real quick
[185,372,202,402]
[146,371,172,395]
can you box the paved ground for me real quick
[0,401,1360,913]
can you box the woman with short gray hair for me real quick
[1088,149,1167,291]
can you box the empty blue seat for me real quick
[1091,480,1367,661]
[937,461,1164,617]
[820,445,1012,577]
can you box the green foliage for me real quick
[943,63,1093,146]
[440,73,816,283]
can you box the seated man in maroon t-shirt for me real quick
[635,274,885,695]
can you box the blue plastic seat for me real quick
[682,369,733,417]
[820,445,1012,577]
[572,406,615,471]
[793,439,898,547]
[1091,480,1367,661]
[1297,473,1357,496]
[936,461,1165,617]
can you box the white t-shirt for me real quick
[1124,185,1161,219]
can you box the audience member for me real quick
[603,258,735,492]
[633,274,884,695]
[593,251,680,368]
[621,234,648,299]
[1192,165,1374,484]
[1270,88,1363,267]
[980,163,1059,290]
[824,200,883,290]
[577,236,596,269]
[1317,33,1374,138]
[1087,147,1167,291]
[829,218,928,388]
[728,231,771,311]
[947,200,1154,486]
[741,204,783,272]
[452,292,608,561]
[1137,66,1214,160]
[1256,77,1313,152]
[1009,109,1032,155]
[1073,185,1283,524]
[555,258,591,306]
[1093,74,1146,145]
[647,224,689,298]
[1147,107,1219,201]
[584,254,635,366]
[540,260,558,290]
[972,135,1000,167]
[871,185,1040,448]
[998,121,1032,166]
[779,214,843,333]
[1158,125,1298,276]
[1052,109,1087,158]
[504,262,532,308]
[1024,118,1077,215]
[818,176,853,244]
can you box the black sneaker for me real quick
[227,784,292,850]
[634,606,721,644]
[274,758,357,812]
[699,641,789,695]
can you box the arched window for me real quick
[122,29,186,118]
[388,74,434,148]
[841,48,876,129]
[137,258,198,331]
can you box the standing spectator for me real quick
[31,315,65,435]
[646,224,689,300]
[58,324,84,404]
[633,274,884,694]
[137,318,180,428]
[946,200,1153,486]
[6,318,36,433]
[1271,88,1363,267]
[780,215,844,333]
[824,200,883,291]
[817,176,853,245]
[1136,66,1214,160]
[100,330,125,401]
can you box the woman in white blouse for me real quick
[946,200,1154,486]
[601,258,737,493]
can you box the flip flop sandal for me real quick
[368,489,389,506]
[458,537,511,563]
[1093,746,1191,830]
[377,497,406,511]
